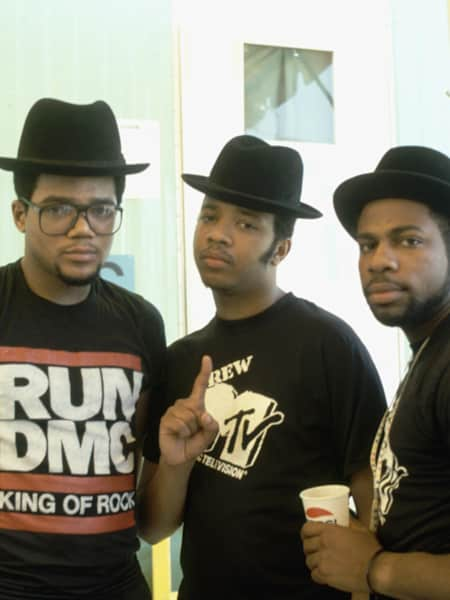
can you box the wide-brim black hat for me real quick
[334,145,450,237]
[182,135,322,219]
[0,98,149,176]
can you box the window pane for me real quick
[244,43,334,143]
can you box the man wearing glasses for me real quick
[0,98,166,600]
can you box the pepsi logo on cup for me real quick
[305,506,337,524]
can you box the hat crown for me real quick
[209,135,303,205]
[333,145,450,238]
[182,134,322,219]
[0,97,149,176]
[377,145,450,184]
[17,98,125,162]
[17,98,123,164]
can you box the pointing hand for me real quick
[159,355,219,465]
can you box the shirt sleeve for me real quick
[322,324,387,480]
[139,301,168,463]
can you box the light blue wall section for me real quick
[391,0,450,154]
[0,0,180,342]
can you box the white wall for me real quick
[175,0,403,400]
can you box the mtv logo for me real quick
[205,384,284,469]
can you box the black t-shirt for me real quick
[146,293,387,600]
[376,314,450,554]
[0,260,166,598]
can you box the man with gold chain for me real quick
[302,145,450,600]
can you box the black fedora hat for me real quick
[182,135,322,219]
[334,145,450,237]
[0,98,149,176]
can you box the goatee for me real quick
[57,267,101,287]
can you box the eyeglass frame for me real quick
[18,196,123,236]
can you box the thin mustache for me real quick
[199,247,234,264]
[364,276,404,292]
[63,245,98,253]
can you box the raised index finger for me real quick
[188,355,213,412]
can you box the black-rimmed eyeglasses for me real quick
[19,197,123,236]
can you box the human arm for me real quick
[134,389,187,544]
[349,465,374,600]
[301,521,450,599]
[366,550,450,600]
[301,521,380,594]
[324,327,384,599]
[136,457,194,544]
[136,355,219,544]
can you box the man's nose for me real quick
[207,219,233,244]
[368,242,398,272]
[67,210,95,236]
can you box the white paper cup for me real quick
[300,484,350,526]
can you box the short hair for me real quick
[429,208,450,258]
[13,171,125,205]
[260,211,296,264]
[273,212,297,242]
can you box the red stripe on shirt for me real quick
[1,473,135,494]
[0,511,135,534]
[0,347,142,370]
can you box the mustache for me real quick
[363,275,405,293]
[198,246,234,264]
[63,244,98,253]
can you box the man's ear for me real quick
[12,199,27,233]
[270,238,291,266]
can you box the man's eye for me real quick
[358,241,375,254]
[44,204,73,218]
[402,237,421,247]
[90,205,115,218]
[198,214,214,223]
[238,221,257,230]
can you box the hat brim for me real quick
[183,173,322,219]
[334,170,450,237]
[0,157,149,176]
